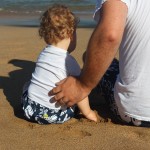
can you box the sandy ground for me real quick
[0,26,150,150]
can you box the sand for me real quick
[0,26,150,150]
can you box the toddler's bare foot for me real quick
[85,110,98,122]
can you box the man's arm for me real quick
[80,0,128,89]
[49,0,128,106]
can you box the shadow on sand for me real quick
[0,59,119,123]
[0,59,35,119]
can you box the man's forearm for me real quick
[79,25,119,90]
[79,1,128,91]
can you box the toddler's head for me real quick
[39,4,79,45]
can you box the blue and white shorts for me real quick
[21,90,75,124]
[97,58,150,127]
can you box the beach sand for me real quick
[0,26,150,150]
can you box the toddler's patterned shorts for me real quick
[22,90,75,124]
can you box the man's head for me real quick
[39,4,79,45]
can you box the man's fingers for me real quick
[58,97,73,106]
[49,78,66,96]
[48,86,61,96]
[54,92,64,101]
[66,101,74,107]
[62,97,69,103]
[58,98,65,105]
[55,78,66,86]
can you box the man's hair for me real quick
[39,4,79,44]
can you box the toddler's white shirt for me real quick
[28,45,80,110]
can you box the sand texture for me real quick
[0,26,150,150]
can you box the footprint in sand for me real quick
[60,125,92,138]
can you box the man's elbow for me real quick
[105,30,122,45]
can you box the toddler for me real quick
[21,4,97,124]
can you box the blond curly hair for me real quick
[39,4,79,44]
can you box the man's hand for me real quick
[48,76,91,107]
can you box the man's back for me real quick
[115,0,150,121]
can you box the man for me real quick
[49,0,150,127]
